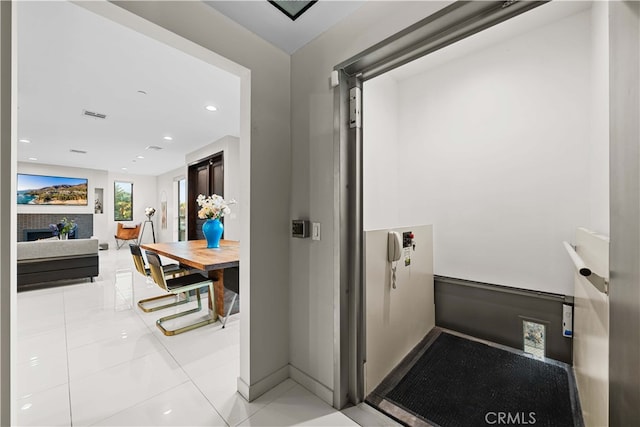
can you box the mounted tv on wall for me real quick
[17,173,88,205]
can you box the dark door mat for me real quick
[367,331,582,427]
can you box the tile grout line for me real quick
[23,250,328,427]
[14,293,70,403]
[62,289,74,427]
[80,262,189,426]
[63,263,167,425]
[232,380,299,427]
[129,283,261,427]
[182,370,231,427]
[129,292,297,427]
[132,294,232,427]
[111,258,229,424]
[86,380,193,427]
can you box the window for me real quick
[114,181,133,221]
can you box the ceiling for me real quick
[17,1,241,176]
[204,1,364,54]
[17,1,365,177]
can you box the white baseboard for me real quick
[289,364,333,406]
[237,376,250,401]
[237,364,289,402]
[237,364,335,407]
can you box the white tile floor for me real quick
[14,247,368,427]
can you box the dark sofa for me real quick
[17,238,99,291]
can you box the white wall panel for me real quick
[573,227,609,427]
[365,225,434,395]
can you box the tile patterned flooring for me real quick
[14,247,382,426]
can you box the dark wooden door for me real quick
[188,153,224,240]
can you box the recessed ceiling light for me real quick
[137,155,144,159]
[28,157,37,161]
[205,105,217,112]
[19,139,31,143]
[121,167,128,170]
[163,136,173,141]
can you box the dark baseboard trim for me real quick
[435,275,571,302]
[435,276,573,364]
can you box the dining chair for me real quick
[129,244,190,313]
[146,250,217,336]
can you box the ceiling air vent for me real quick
[69,149,87,154]
[146,145,163,151]
[82,109,107,119]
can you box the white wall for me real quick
[364,7,608,296]
[16,162,159,245]
[17,162,109,242]
[290,0,452,402]
[107,172,157,245]
[364,225,434,395]
[111,134,243,247]
[363,76,400,229]
[185,135,241,241]
[588,1,610,236]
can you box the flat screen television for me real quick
[17,173,88,205]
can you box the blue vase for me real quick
[202,218,223,248]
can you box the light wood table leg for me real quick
[207,269,225,318]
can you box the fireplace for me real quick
[23,229,56,241]
[17,214,93,242]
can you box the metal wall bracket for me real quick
[563,241,609,295]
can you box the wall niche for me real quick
[94,188,104,214]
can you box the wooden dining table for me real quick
[140,239,239,318]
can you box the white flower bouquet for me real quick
[196,194,234,220]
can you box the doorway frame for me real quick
[2,1,252,423]
[174,176,187,242]
[332,0,554,407]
